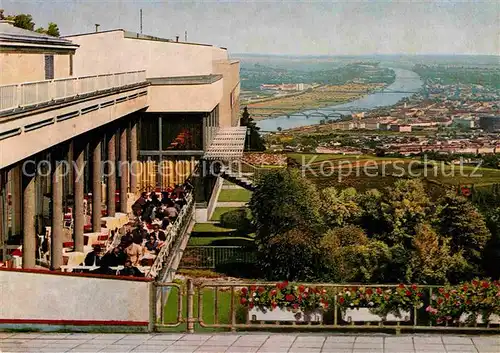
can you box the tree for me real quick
[320,187,361,227]
[46,22,60,37]
[249,169,323,243]
[240,107,265,151]
[437,193,491,279]
[483,207,500,279]
[408,223,467,284]
[380,179,432,246]
[8,13,35,31]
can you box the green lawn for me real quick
[210,207,252,222]
[218,189,253,202]
[188,236,254,246]
[192,223,235,233]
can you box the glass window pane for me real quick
[161,115,203,150]
[139,115,160,151]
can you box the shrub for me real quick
[220,208,252,234]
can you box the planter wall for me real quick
[459,313,500,325]
[248,307,323,322]
[342,307,411,323]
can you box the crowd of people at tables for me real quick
[79,182,192,277]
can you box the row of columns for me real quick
[13,119,139,270]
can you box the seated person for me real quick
[125,240,142,266]
[161,217,170,231]
[101,246,127,267]
[118,259,144,277]
[157,231,167,249]
[144,235,158,252]
[151,224,165,241]
[84,245,102,266]
[165,201,178,221]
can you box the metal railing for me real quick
[147,193,194,279]
[179,246,256,269]
[60,265,150,273]
[153,280,500,333]
[0,70,147,112]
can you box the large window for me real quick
[161,115,203,151]
[139,115,160,151]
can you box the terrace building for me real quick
[0,21,243,272]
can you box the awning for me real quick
[203,127,247,160]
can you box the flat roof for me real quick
[63,28,226,49]
[0,20,78,49]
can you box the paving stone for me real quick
[384,344,415,352]
[477,348,500,353]
[292,336,326,348]
[353,342,384,350]
[320,349,352,353]
[150,334,185,341]
[68,333,101,339]
[321,342,353,349]
[89,339,121,345]
[445,345,478,352]
[179,334,211,343]
[0,332,14,339]
[164,345,200,353]
[288,348,322,353]
[68,348,103,352]
[99,346,136,353]
[354,336,384,344]
[472,337,499,346]
[442,336,473,345]
[232,335,269,347]
[323,336,356,344]
[256,346,289,353]
[195,345,230,353]
[261,334,296,347]
[131,345,169,352]
[414,336,444,345]
[9,333,44,339]
[205,335,239,345]
[385,336,414,344]
[226,346,259,353]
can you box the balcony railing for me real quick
[0,70,147,113]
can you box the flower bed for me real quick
[426,280,500,326]
[337,284,424,322]
[239,281,329,322]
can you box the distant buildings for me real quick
[479,116,500,132]
[260,83,309,91]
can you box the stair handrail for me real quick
[147,193,194,278]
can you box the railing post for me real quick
[186,279,195,333]
[149,282,157,332]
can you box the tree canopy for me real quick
[240,107,265,151]
[0,10,60,37]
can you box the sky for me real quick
[1,0,499,56]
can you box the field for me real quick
[217,189,253,203]
[247,83,385,119]
[286,153,500,195]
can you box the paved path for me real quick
[0,333,498,353]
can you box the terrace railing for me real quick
[0,70,147,113]
[147,193,194,279]
[179,246,256,269]
[153,280,500,333]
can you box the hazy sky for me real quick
[2,0,499,55]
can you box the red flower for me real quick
[366,288,373,295]
[302,292,309,299]
[271,302,277,309]
[258,286,265,293]
[462,285,468,292]
[292,303,299,310]
[250,285,257,291]
[240,298,247,305]
[472,280,479,287]
[411,284,418,290]
[376,288,382,294]
[398,284,405,289]
[270,289,277,296]
[438,288,445,293]
[285,294,295,302]
[444,293,450,299]
[417,292,423,297]
[339,297,345,304]
[298,285,305,293]
[405,290,412,297]
[282,281,289,288]
[437,298,444,304]
[481,281,490,289]
[249,302,254,309]
[241,287,248,295]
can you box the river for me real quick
[255,68,423,132]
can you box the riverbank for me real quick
[247,82,388,121]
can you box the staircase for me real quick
[220,166,256,192]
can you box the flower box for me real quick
[459,313,500,325]
[342,307,411,323]
[248,307,323,322]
